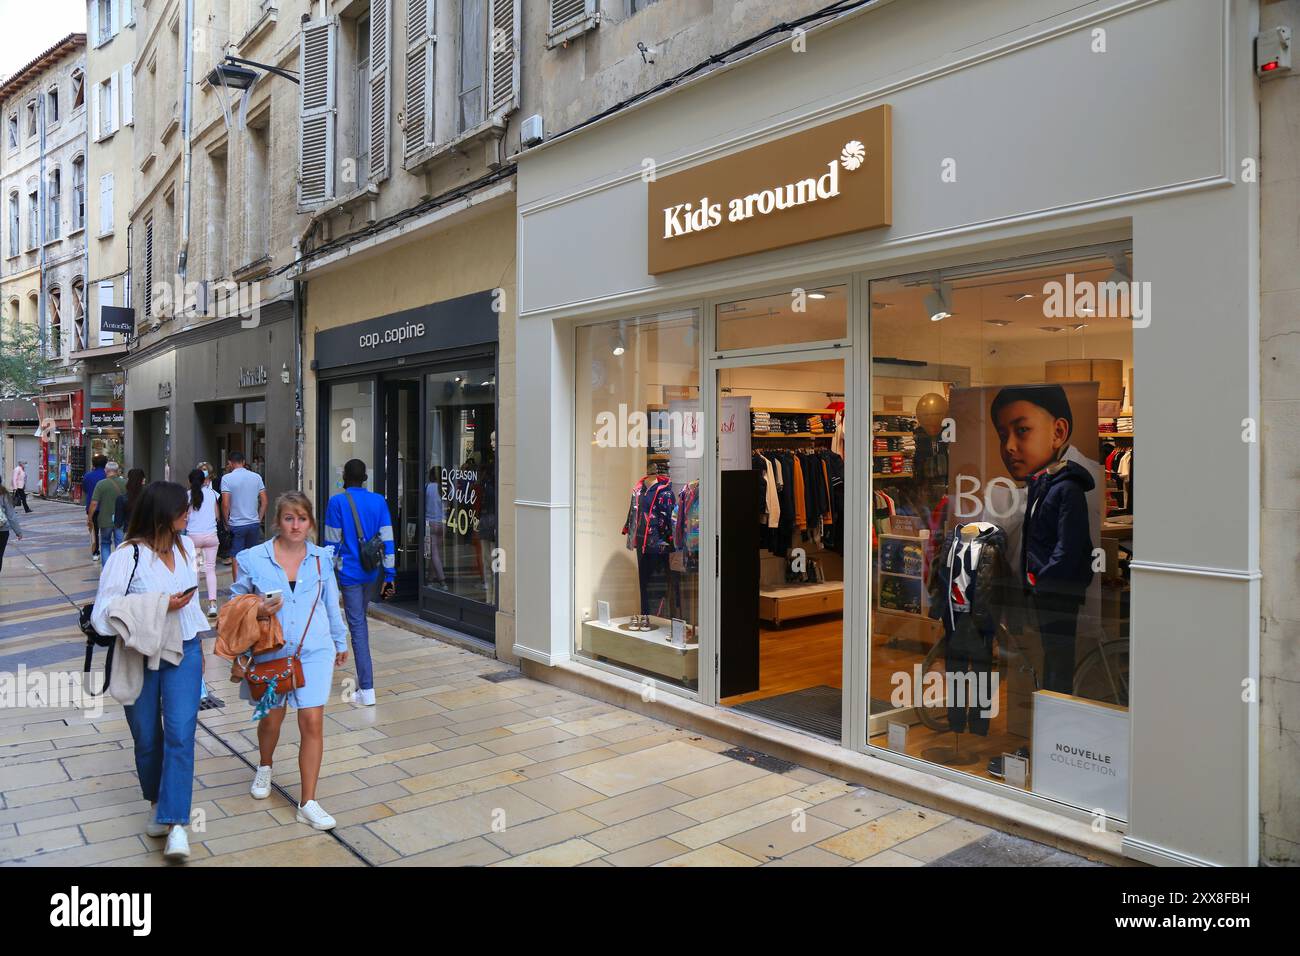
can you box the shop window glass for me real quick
[328,381,375,492]
[425,366,497,607]
[717,282,847,351]
[867,244,1134,819]
[575,310,701,690]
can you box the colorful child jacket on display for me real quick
[672,480,700,569]
[623,476,676,554]
[1021,458,1095,601]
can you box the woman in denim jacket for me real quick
[231,491,348,830]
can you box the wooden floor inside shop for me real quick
[719,612,1028,783]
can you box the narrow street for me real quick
[0,502,1098,867]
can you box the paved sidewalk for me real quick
[0,500,1101,867]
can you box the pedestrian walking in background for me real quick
[0,481,24,573]
[220,452,266,581]
[325,459,395,707]
[115,468,147,539]
[186,467,222,619]
[89,461,127,556]
[231,491,348,830]
[90,480,207,862]
[11,461,31,512]
[83,454,107,560]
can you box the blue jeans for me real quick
[340,579,378,691]
[99,526,123,556]
[229,522,262,556]
[124,638,203,826]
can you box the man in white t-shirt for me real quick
[220,451,267,580]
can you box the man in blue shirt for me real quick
[324,459,395,707]
[82,455,107,561]
[221,451,267,581]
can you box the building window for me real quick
[6,192,17,256]
[98,78,115,138]
[47,287,62,359]
[26,191,38,248]
[97,0,113,44]
[6,113,17,150]
[47,86,60,124]
[72,279,86,351]
[72,70,85,110]
[245,116,270,261]
[143,215,154,318]
[47,169,61,241]
[574,310,702,690]
[457,0,485,133]
[207,150,228,278]
[25,100,37,138]
[355,12,371,187]
[629,0,659,13]
[866,243,1135,805]
[72,157,86,231]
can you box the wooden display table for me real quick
[758,582,844,626]
[582,616,699,683]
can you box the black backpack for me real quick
[79,544,140,696]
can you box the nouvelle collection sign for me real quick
[647,104,892,274]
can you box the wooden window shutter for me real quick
[369,0,392,182]
[548,0,597,48]
[404,0,436,156]
[298,18,337,209]
[486,0,519,117]
[143,216,154,319]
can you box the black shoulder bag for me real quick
[79,544,140,696]
[345,491,386,573]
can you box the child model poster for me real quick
[945,382,1103,734]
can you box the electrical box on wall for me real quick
[1257,25,1292,78]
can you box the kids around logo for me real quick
[661,140,866,240]
[595,403,703,458]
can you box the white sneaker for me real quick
[163,825,190,861]
[250,765,273,799]
[207,600,218,618]
[351,688,376,706]
[296,800,336,830]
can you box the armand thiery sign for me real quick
[647,105,891,275]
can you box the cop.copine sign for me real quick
[647,105,891,274]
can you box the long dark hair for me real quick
[125,468,146,511]
[125,481,190,552]
[187,469,205,512]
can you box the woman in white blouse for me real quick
[91,481,209,863]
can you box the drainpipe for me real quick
[177,0,195,293]
[37,88,47,358]
[294,274,305,494]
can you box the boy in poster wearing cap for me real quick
[991,384,1095,698]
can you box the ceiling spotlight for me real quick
[1011,292,1035,302]
[985,319,1012,327]
[1069,323,1087,331]
[924,279,954,322]
[611,323,626,356]
[1039,326,1066,333]
[809,291,828,300]
[1077,307,1095,316]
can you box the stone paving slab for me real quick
[0,502,1104,867]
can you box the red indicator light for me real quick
[1262,60,1281,71]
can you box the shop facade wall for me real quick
[302,200,517,660]
[516,0,1261,865]
[1258,0,1300,869]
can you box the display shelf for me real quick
[753,432,832,440]
[873,431,915,437]
[876,532,931,619]
[871,473,913,481]
[872,450,912,457]
[1100,432,1134,438]
[581,616,698,683]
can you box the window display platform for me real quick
[758,582,844,626]
[581,615,699,684]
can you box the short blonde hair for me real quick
[273,491,317,530]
